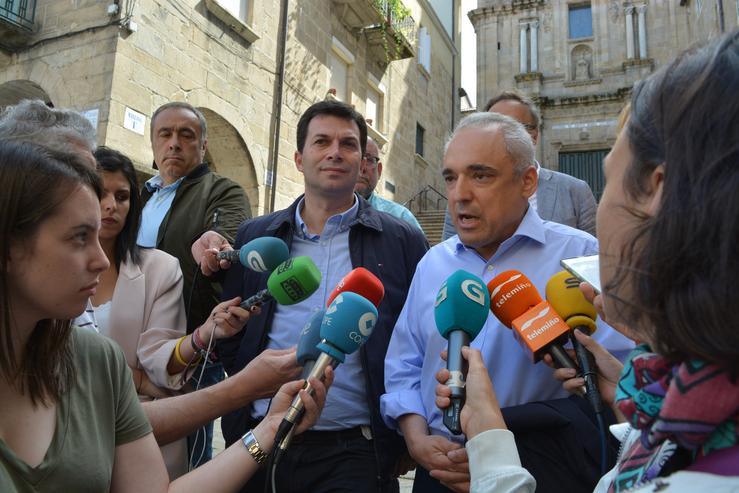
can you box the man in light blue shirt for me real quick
[355,137,423,232]
[382,112,633,492]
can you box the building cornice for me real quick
[538,87,632,107]
[468,0,547,30]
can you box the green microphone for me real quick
[239,256,321,309]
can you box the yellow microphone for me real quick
[545,271,603,414]
[545,271,597,335]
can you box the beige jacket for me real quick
[109,248,190,479]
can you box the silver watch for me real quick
[241,429,268,466]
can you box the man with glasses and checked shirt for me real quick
[355,137,423,232]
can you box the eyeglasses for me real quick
[364,156,380,168]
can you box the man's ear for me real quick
[644,164,665,216]
[201,138,208,159]
[377,161,383,178]
[521,165,538,199]
[295,150,304,173]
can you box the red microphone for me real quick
[487,270,577,370]
[327,267,385,308]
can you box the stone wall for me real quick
[1,0,458,215]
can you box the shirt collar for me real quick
[294,194,360,240]
[452,205,547,257]
[144,174,185,193]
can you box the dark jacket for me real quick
[218,195,428,481]
[141,164,250,332]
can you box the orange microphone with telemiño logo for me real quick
[487,270,578,370]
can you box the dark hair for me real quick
[611,30,739,374]
[94,147,142,269]
[0,141,102,405]
[296,100,367,154]
[151,101,207,145]
[483,90,540,129]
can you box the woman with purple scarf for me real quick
[433,30,739,492]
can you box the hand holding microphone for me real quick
[215,237,289,272]
[434,269,490,435]
[274,291,378,461]
[435,347,507,440]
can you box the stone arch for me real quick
[571,44,594,81]
[198,108,259,216]
[0,80,52,108]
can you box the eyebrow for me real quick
[70,223,98,233]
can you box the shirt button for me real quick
[487,265,494,272]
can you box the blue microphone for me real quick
[435,269,490,434]
[216,236,289,272]
[296,309,325,380]
[275,292,378,457]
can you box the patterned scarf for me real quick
[608,345,739,492]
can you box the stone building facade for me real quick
[0,0,461,214]
[469,0,737,198]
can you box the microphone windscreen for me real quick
[511,301,571,362]
[545,271,597,333]
[238,237,289,272]
[326,267,385,308]
[296,309,325,365]
[319,292,377,363]
[267,256,322,305]
[434,270,490,340]
[487,270,542,328]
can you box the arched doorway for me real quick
[198,108,259,217]
[0,80,52,109]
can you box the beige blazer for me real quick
[110,248,188,390]
[109,248,190,479]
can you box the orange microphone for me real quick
[327,267,385,308]
[487,270,577,370]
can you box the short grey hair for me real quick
[151,101,207,145]
[445,112,535,175]
[0,99,97,154]
[483,90,540,129]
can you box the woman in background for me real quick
[73,146,250,478]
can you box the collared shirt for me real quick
[367,192,424,232]
[251,195,371,430]
[529,160,541,213]
[381,206,634,441]
[137,175,184,247]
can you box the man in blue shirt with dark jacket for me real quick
[210,100,428,493]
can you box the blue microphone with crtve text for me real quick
[216,236,289,272]
[435,270,491,435]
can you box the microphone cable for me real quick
[570,330,608,476]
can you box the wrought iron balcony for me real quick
[0,0,36,52]
[365,0,416,62]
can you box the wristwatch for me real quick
[242,429,268,466]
